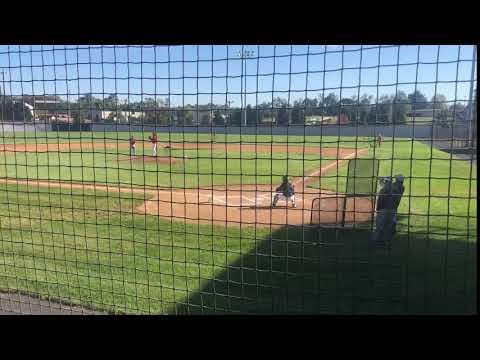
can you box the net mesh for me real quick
[345,158,380,196]
[310,158,379,227]
[310,195,376,227]
[0,45,477,314]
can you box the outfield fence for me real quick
[89,124,436,138]
[0,45,477,315]
[0,122,463,140]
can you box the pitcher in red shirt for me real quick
[148,131,158,156]
[129,136,136,156]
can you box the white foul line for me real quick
[211,196,227,204]
[292,149,366,187]
[241,196,256,205]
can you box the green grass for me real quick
[1,131,373,149]
[1,131,366,188]
[0,133,476,314]
[0,183,269,314]
[0,146,333,188]
[0,182,475,314]
[307,138,477,243]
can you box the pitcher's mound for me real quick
[118,155,183,165]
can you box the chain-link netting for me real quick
[0,45,477,314]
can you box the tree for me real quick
[185,110,194,125]
[339,97,357,124]
[77,93,102,121]
[323,92,339,116]
[408,90,428,111]
[144,111,157,124]
[104,94,119,109]
[142,97,158,107]
[78,93,99,107]
[291,101,305,125]
[72,112,82,129]
[391,91,410,125]
[431,94,448,111]
[300,97,318,117]
[142,97,160,123]
[175,109,193,126]
[200,112,211,126]
[257,101,272,122]
[276,105,290,125]
[377,95,393,124]
[359,94,373,125]
[245,105,257,125]
[230,108,242,126]
[175,109,185,126]
[269,97,290,125]
[213,111,225,125]
[1,98,34,122]
[448,102,466,114]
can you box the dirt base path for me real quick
[158,142,358,157]
[1,141,357,157]
[0,142,122,153]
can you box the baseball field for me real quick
[0,131,477,314]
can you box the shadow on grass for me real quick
[171,224,477,314]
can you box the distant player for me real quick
[211,128,216,143]
[148,131,158,156]
[129,136,136,156]
[376,133,383,147]
[272,175,296,208]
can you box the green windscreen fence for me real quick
[345,158,380,197]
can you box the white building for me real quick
[101,110,145,122]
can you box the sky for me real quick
[0,45,476,107]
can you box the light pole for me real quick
[237,49,254,126]
[227,100,233,125]
[1,71,5,123]
[0,71,4,96]
[466,45,476,148]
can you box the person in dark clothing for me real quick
[373,177,394,247]
[376,177,393,210]
[272,175,296,208]
[377,133,383,147]
[391,175,405,236]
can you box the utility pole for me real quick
[237,49,254,126]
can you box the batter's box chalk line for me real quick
[207,192,304,207]
[209,195,258,206]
